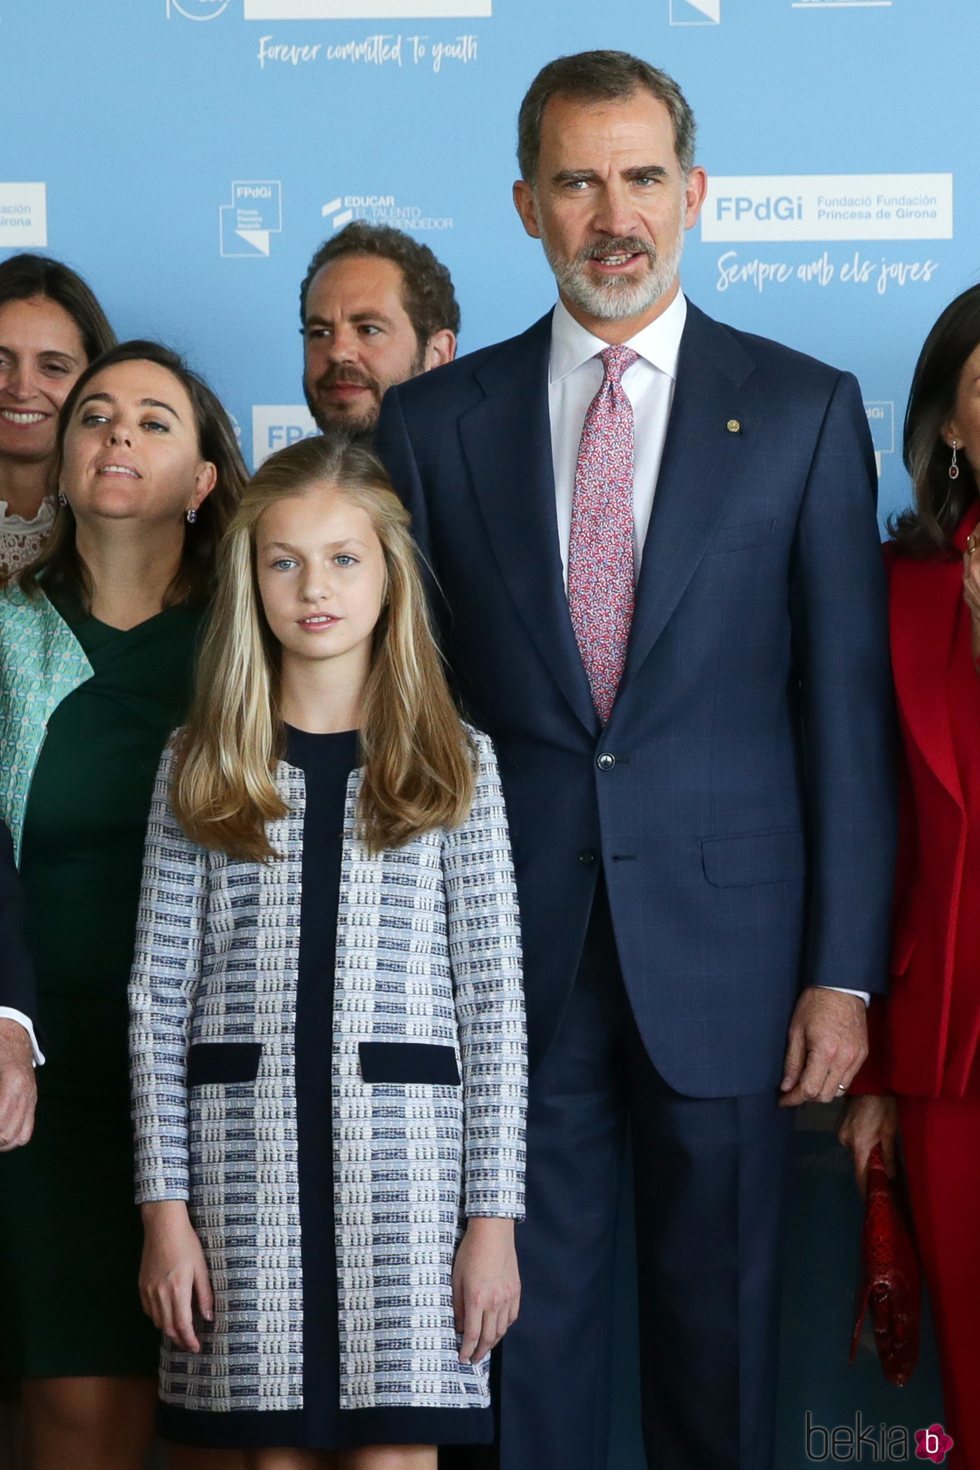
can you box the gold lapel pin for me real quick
[726,418,741,434]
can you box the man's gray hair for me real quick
[517,50,697,182]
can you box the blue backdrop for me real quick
[5,1,976,1462]
[4,0,977,526]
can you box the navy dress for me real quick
[160,726,492,1450]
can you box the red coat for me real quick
[859,503,980,1097]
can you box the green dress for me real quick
[0,596,203,1378]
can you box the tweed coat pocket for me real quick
[358,1041,461,1085]
[186,1041,262,1086]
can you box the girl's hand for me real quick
[139,1200,213,1354]
[837,1093,900,1196]
[452,1217,520,1364]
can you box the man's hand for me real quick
[452,1216,520,1364]
[778,987,868,1107]
[0,1018,37,1150]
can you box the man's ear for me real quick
[422,329,457,369]
[513,179,542,240]
[683,167,709,229]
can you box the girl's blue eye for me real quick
[335,554,357,567]
[271,557,297,571]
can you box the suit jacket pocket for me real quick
[359,1041,461,1085]
[702,518,777,556]
[701,829,805,887]
[187,1041,262,1086]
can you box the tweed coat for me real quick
[129,729,527,1419]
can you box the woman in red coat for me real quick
[841,284,980,1468]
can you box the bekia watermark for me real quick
[805,1411,953,1463]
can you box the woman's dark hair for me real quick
[0,253,116,363]
[891,285,980,557]
[17,341,248,609]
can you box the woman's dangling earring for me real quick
[57,491,67,507]
[186,507,197,524]
[950,439,960,481]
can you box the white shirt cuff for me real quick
[0,1008,45,1065]
[820,986,870,1007]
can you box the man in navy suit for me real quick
[376,50,895,1470]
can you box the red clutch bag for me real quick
[849,1143,922,1386]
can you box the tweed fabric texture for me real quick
[0,587,94,861]
[129,728,526,1417]
[568,345,639,725]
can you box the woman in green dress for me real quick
[0,340,247,1470]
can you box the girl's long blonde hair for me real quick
[171,436,474,860]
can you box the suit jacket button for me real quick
[578,850,597,866]
[596,753,616,771]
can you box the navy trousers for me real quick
[490,883,793,1470]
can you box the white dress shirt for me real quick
[546,293,868,1011]
[0,1008,43,1064]
[549,291,685,585]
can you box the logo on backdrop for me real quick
[669,0,720,21]
[244,0,490,17]
[0,184,47,247]
[321,191,453,233]
[166,0,229,19]
[702,175,953,243]
[865,401,895,478]
[252,406,318,468]
[219,181,283,257]
[792,0,890,9]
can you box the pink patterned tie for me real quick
[568,345,639,725]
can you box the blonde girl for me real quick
[128,436,526,1470]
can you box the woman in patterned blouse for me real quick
[0,254,115,580]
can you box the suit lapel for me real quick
[460,313,598,734]
[889,548,965,811]
[618,304,758,701]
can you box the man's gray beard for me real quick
[542,219,686,322]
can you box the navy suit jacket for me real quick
[0,817,36,1027]
[376,301,897,1096]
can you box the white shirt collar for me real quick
[549,290,688,384]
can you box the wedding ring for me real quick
[836,1083,847,1093]
[968,532,980,554]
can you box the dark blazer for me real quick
[376,301,897,1096]
[0,817,36,1026]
